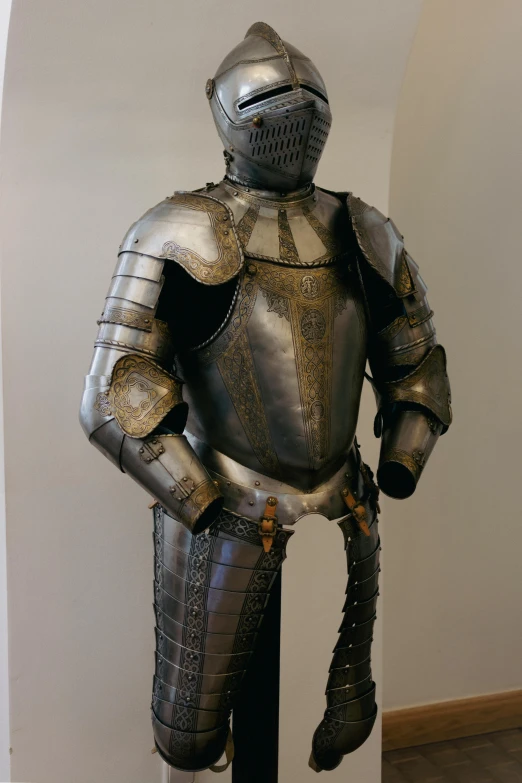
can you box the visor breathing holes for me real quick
[249,116,311,173]
[305,115,331,164]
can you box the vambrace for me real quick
[309,460,379,772]
[365,253,452,499]
[372,345,452,499]
[152,505,293,772]
[79,251,222,532]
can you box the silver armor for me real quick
[80,21,451,774]
[209,22,332,191]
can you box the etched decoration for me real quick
[334,292,348,317]
[94,392,112,417]
[302,204,343,259]
[217,331,279,474]
[300,309,326,342]
[196,277,258,366]
[108,354,184,438]
[292,297,334,469]
[278,209,300,264]
[262,289,289,320]
[246,22,300,88]
[300,274,319,299]
[235,204,259,248]
[254,263,349,471]
[160,193,243,285]
[98,306,154,332]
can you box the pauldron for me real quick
[119,191,244,285]
[347,194,415,298]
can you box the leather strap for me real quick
[341,486,370,537]
[210,728,235,773]
[258,496,279,552]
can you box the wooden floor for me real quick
[383,730,522,782]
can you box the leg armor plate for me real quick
[310,470,380,772]
[151,505,293,772]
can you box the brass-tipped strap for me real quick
[341,486,370,537]
[258,495,279,552]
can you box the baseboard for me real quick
[382,689,522,751]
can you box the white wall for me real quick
[383,0,522,710]
[0,0,13,778]
[0,1,422,781]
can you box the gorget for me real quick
[209,180,348,267]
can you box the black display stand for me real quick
[232,571,282,783]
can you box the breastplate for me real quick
[178,254,368,492]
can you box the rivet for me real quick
[183,477,188,481]
[224,230,229,235]
[245,188,250,192]
[279,208,285,213]
[255,481,260,486]
[139,448,144,454]
[249,501,254,506]
[144,318,150,323]
[226,481,231,486]
[233,191,239,196]
[134,239,139,243]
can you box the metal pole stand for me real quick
[232,571,282,783]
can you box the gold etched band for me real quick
[108,354,184,438]
[98,306,154,332]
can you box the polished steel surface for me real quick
[180,253,368,492]
[155,534,279,593]
[326,677,374,709]
[79,21,452,775]
[154,607,258,655]
[119,192,243,285]
[211,180,347,266]
[152,710,230,772]
[310,512,380,771]
[186,434,361,524]
[209,22,332,191]
[154,584,264,637]
[150,506,289,770]
[153,675,238,713]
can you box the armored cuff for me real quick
[377,409,442,499]
[120,431,223,533]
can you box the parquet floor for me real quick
[383,730,522,782]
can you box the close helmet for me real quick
[207,22,332,191]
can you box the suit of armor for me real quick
[80,22,451,774]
